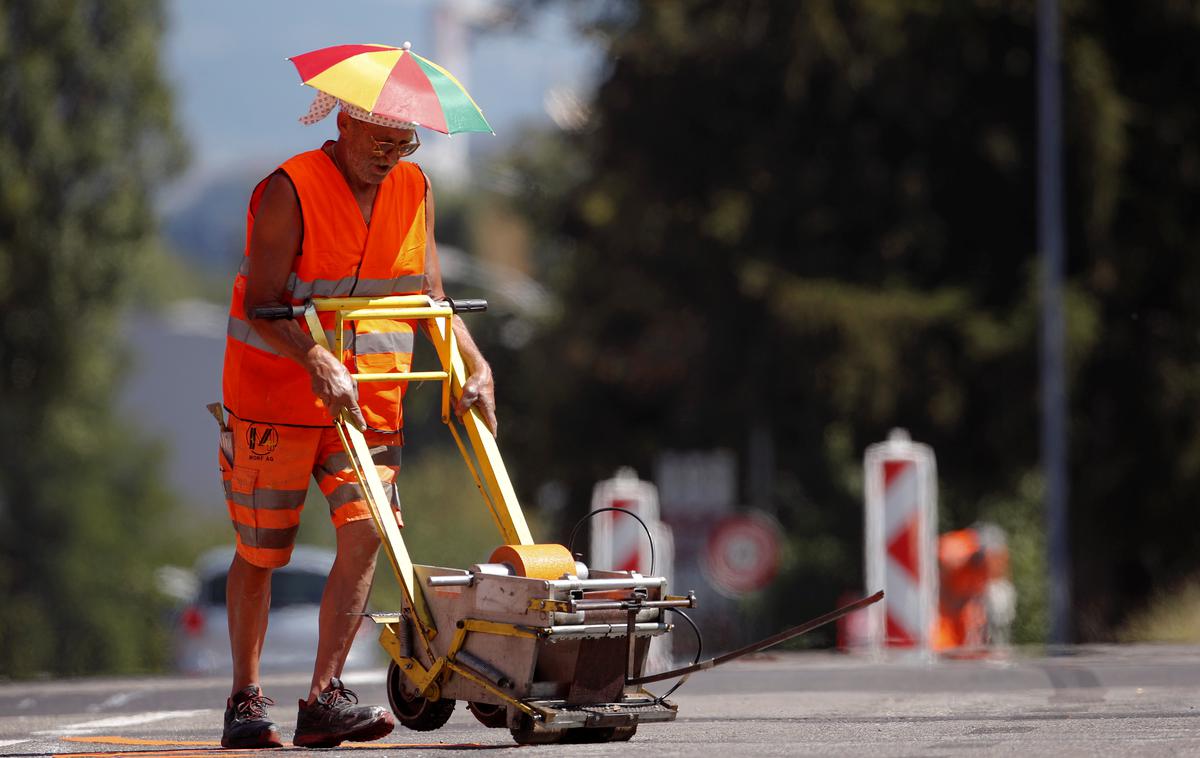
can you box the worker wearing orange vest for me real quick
[934,525,1011,653]
[215,101,496,749]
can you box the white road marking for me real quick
[342,669,386,685]
[32,709,209,736]
[87,690,141,712]
[0,740,31,748]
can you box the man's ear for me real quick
[336,111,351,135]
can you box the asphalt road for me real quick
[2,645,1199,757]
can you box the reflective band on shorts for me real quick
[367,444,404,468]
[325,480,400,514]
[320,444,403,475]
[233,522,300,549]
[222,480,307,510]
[326,481,366,509]
[355,331,415,356]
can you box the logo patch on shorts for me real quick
[246,424,279,456]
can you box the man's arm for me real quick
[243,172,367,429]
[420,176,499,437]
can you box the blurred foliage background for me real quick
[0,0,187,677]
[2,0,1199,676]
[496,0,1200,646]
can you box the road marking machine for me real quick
[253,295,883,744]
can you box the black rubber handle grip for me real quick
[449,298,488,313]
[250,304,307,320]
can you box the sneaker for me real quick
[293,677,395,748]
[221,684,283,749]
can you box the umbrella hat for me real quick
[289,42,492,135]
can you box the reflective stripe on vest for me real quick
[222,148,427,430]
[355,330,415,356]
[287,273,427,301]
[227,315,339,358]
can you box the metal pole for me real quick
[1037,0,1070,645]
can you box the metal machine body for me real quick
[289,294,683,743]
[374,565,688,733]
[257,294,884,743]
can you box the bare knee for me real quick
[336,519,381,561]
[230,552,273,583]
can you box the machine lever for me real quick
[627,590,884,686]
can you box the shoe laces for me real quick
[234,692,275,721]
[316,681,359,709]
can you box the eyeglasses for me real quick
[370,132,420,158]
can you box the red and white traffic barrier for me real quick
[590,468,675,670]
[863,429,938,654]
[589,467,673,579]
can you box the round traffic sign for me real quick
[702,510,783,596]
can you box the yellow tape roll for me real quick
[489,543,576,580]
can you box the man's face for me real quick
[336,113,418,185]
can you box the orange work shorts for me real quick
[218,412,403,568]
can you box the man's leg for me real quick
[218,415,314,749]
[306,518,380,702]
[228,553,273,693]
[294,432,399,747]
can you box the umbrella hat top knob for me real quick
[402,40,412,51]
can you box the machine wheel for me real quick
[611,724,638,741]
[561,726,616,743]
[509,727,566,745]
[509,715,565,745]
[386,661,455,732]
[466,701,507,729]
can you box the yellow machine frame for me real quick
[258,294,880,735]
[303,295,539,714]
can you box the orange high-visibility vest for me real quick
[934,528,989,650]
[222,148,427,432]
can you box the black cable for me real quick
[566,506,656,576]
[565,507,701,701]
[649,607,703,704]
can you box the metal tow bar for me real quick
[627,590,884,687]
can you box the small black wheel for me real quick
[561,726,616,743]
[611,724,638,741]
[386,661,456,732]
[509,715,565,745]
[510,727,566,745]
[467,700,507,729]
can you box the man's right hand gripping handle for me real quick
[250,304,368,431]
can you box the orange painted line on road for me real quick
[62,736,219,746]
[54,734,497,756]
[56,753,247,758]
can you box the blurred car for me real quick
[173,545,381,675]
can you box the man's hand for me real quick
[305,346,368,430]
[456,368,498,438]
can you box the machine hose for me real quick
[566,506,656,577]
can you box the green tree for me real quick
[503,0,1200,642]
[0,0,186,676]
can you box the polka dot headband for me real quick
[299,90,420,131]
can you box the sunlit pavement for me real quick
[2,646,1199,757]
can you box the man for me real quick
[216,98,497,748]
